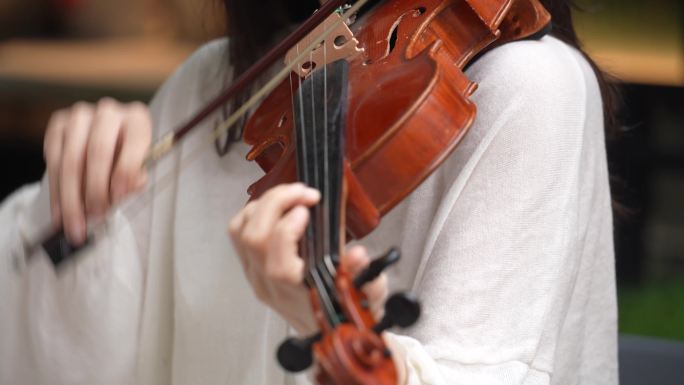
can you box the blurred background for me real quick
[1,0,683,379]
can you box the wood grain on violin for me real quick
[243,1,550,384]
[244,0,550,239]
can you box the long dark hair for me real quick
[220,0,618,142]
[539,0,619,139]
[215,0,318,154]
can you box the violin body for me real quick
[243,1,550,383]
[244,0,550,239]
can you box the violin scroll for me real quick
[277,248,420,385]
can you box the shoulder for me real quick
[463,36,602,151]
[160,37,230,95]
[467,35,597,105]
[149,38,231,136]
[433,36,605,194]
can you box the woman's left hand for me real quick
[227,183,388,335]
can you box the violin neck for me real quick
[294,59,350,324]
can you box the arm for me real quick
[379,37,607,384]
[0,152,148,385]
[0,38,244,385]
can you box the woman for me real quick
[0,0,617,384]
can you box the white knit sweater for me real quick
[0,36,617,385]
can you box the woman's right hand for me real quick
[43,98,152,245]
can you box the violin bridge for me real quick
[284,12,362,78]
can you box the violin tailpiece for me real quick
[285,12,363,78]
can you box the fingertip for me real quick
[305,187,321,202]
[347,245,369,261]
[286,205,311,240]
[344,245,370,274]
[291,205,310,224]
[85,202,105,221]
[110,179,127,203]
[291,182,319,202]
[67,217,86,246]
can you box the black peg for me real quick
[372,292,421,334]
[353,248,401,288]
[276,332,321,372]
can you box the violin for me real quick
[242,0,550,383]
[29,0,550,383]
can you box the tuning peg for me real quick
[277,332,321,372]
[372,292,421,334]
[353,248,401,288]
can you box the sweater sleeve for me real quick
[0,38,233,385]
[0,177,145,385]
[383,37,603,385]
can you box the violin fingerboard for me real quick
[293,59,349,322]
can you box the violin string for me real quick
[321,21,336,284]
[296,39,339,324]
[294,41,313,282]
[321,20,329,271]
[21,0,371,267]
[310,34,332,298]
[315,20,343,321]
[307,40,319,283]
[288,54,311,288]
